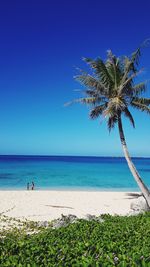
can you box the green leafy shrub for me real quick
[0,213,150,266]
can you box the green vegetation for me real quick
[0,213,150,266]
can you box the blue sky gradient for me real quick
[0,0,150,156]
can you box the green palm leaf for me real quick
[132,97,150,106]
[132,82,146,96]
[67,43,150,131]
[75,74,108,96]
[90,103,107,119]
[123,108,135,128]
[130,47,141,71]
[83,57,113,88]
[107,116,118,132]
[131,101,150,114]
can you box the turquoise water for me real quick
[0,156,150,191]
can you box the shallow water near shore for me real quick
[0,155,149,191]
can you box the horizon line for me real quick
[0,154,149,159]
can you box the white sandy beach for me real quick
[0,190,140,222]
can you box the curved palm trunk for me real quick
[118,116,150,208]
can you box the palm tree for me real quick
[69,45,150,207]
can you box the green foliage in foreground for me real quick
[0,213,150,267]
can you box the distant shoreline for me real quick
[0,155,150,159]
[0,187,140,192]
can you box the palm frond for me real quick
[75,73,98,88]
[130,47,141,70]
[131,39,150,70]
[121,48,142,87]
[75,73,108,96]
[106,51,122,88]
[90,103,107,119]
[84,89,99,97]
[132,97,150,106]
[123,46,141,75]
[120,69,143,94]
[83,57,113,88]
[108,63,122,89]
[78,97,97,105]
[131,101,150,114]
[65,96,105,107]
[84,89,107,101]
[107,116,118,132]
[64,97,95,107]
[123,56,131,72]
[123,108,135,128]
[132,82,146,96]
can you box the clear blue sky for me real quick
[0,0,150,156]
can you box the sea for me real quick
[0,155,149,191]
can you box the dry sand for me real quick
[0,190,140,222]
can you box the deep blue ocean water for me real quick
[0,155,149,191]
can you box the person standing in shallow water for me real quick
[27,182,29,190]
[31,181,35,190]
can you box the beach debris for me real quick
[52,214,78,228]
[114,256,119,263]
[52,214,105,229]
[37,221,49,227]
[85,214,104,222]
[130,196,150,214]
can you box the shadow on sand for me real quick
[45,205,74,209]
[125,192,142,199]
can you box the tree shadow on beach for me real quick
[45,205,74,209]
[125,192,142,199]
